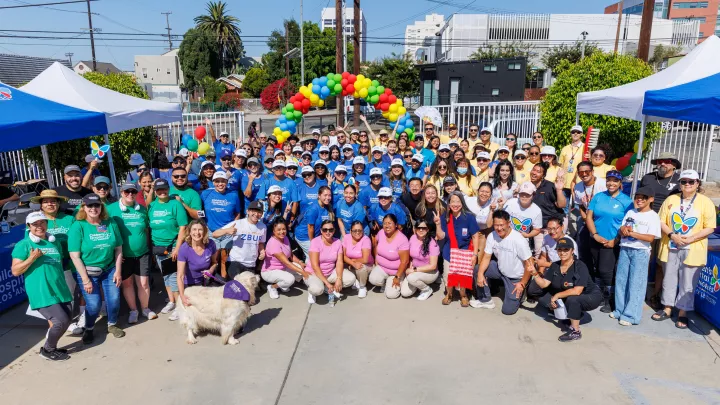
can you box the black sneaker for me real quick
[600,297,612,313]
[558,328,582,342]
[82,328,94,344]
[39,347,70,361]
[54,348,68,354]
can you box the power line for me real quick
[0,0,97,9]
[161,12,173,50]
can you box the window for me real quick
[526,69,546,89]
[167,68,171,74]
[449,78,460,103]
[673,17,707,23]
[508,63,522,71]
[422,79,438,105]
[483,64,497,72]
[672,1,708,8]
[699,31,705,37]
[491,89,500,97]
[324,19,333,25]
[142,68,147,79]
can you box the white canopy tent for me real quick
[22,62,183,193]
[575,35,720,193]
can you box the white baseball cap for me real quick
[350,129,359,134]
[448,140,459,146]
[272,160,286,169]
[476,151,491,160]
[301,166,314,174]
[273,150,285,157]
[212,172,228,181]
[514,150,527,157]
[498,146,510,153]
[342,144,354,151]
[679,169,699,180]
[391,158,404,167]
[571,125,583,133]
[480,127,491,133]
[377,187,393,198]
[26,211,48,225]
[439,144,450,151]
[178,148,189,157]
[353,157,366,165]
[412,153,424,163]
[313,160,327,168]
[319,146,330,153]
[540,146,557,156]
[371,146,383,154]
[286,160,298,168]
[234,149,247,158]
[369,168,383,177]
[267,185,283,194]
[518,182,537,195]
[293,146,303,153]
[201,161,215,169]
[334,165,348,173]
[311,129,321,135]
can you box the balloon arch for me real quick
[272,72,415,143]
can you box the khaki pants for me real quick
[401,271,439,297]
[261,264,303,290]
[345,264,370,287]
[305,270,356,297]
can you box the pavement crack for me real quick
[274,303,312,405]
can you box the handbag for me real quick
[446,213,475,290]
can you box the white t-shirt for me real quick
[541,234,579,262]
[464,196,492,230]
[484,229,532,279]
[620,209,661,250]
[224,218,267,266]
[503,198,543,234]
[492,182,518,203]
[574,178,607,209]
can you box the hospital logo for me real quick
[671,212,697,235]
[0,87,12,100]
[712,265,720,292]
[511,216,532,233]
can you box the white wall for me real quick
[134,50,183,86]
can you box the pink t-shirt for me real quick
[263,236,292,272]
[409,235,440,269]
[341,234,374,265]
[375,231,410,275]
[305,236,343,276]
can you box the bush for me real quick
[24,72,156,178]
[219,92,243,110]
[260,78,295,112]
[539,53,661,155]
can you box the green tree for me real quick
[242,66,271,97]
[201,76,226,102]
[363,53,420,98]
[648,44,683,71]
[194,1,244,74]
[541,41,602,76]
[470,41,535,80]
[539,52,660,155]
[24,73,156,178]
[178,28,220,91]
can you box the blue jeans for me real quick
[613,246,650,324]
[74,266,121,329]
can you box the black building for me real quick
[418,57,526,105]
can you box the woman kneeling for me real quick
[305,220,356,306]
[262,220,310,299]
[369,214,411,299]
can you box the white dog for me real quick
[177,272,258,345]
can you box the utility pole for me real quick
[637,0,655,61]
[85,0,97,71]
[285,22,290,87]
[614,1,624,54]
[352,0,360,126]
[65,52,74,66]
[162,12,173,50]
[581,31,588,59]
[335,0,344,126]
[300,0,305,86]
[342,0,347,73]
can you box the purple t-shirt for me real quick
[177,240,217,285]
[263,236,292,272]
[305,236,342,276]
[409,235,440,269]
[341,234,373,265]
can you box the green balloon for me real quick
[621,166,633,177]
[371,80,380,87]
[286,103,294,112]
[326,73,334,80]
[293,110,302,119]
[186,139,198,152]
[367,86,377,96]
[376,85,385,94]
[629,153,637,165]
[333,73,342,82]
[327,79,336,88]
[281,107,287,114]
[285,112,294,120]
[334,83,342,93]
[370,94,379,104]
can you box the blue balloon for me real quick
[289,126,297,134]
[182,134,192,146]
[396,125,405,134]
[287,120,296,129]
[280,123,288,131]
[405,119,413,127]
[312,78,319,85]
[319,76,328,86]
[312,84,321,94]
[320,86,331,98]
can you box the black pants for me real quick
[37,302,72,351]
[227,261,258,279]
[589,239,619,290]
[527,280,603,320]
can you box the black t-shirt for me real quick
[0,185,16,201]
[532,180,564,227]
[543,260,600,296]
[53,185,92,214]
[400,191,422,221]
[640,171,681,213]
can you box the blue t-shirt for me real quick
[368,203,407,227]
[368,160,389,174]
[330,181,347,209]
[221,168,243,193]
[336,199,367,234]
[259,177,299,203]
[200,189,242,231]
[296,181,321,213]
[326,160,339,173]
[359,185,383,209]
[349,173,370,189]
[295,203,331,241]
[439,212,481,261]
[406,167,425,181]
[389,179,404,200]
[588,190,633,240]
[213,140,235,164]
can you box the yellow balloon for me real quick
[299,86,308,94]
[398,106,406,116]
[611,158,618,166]
[389,104,398,113]
[353,91,360,98]
[382,111,390,118]
[282,131,291,139]
[310,94,320,105]
[364,78,372,88]
[356,74,365,83]
[359,88,368,98]
[273,127,282,135]
[197,142,210,155]
[318,99,325,107]
[396,99,403,105]
[389,113,398,122]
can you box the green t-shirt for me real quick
[107,202,150,258]
[148,198,189,247]
[67,219,123,269]
[170,186,202,210]
[46,212,76,271]
[12,237,72,310]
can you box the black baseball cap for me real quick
[556,237,574,250]
[247,200,264,212]
[635,186,655,198]
[154,178,170,190]
[82,193,101,205]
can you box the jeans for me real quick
[473,260,522,315]
[613,246,650,324]
[74,266,121,329]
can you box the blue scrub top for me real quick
[213,140,235,164]
[588,190,633,240]
[296,181,321,213]
[295,203,331,241]
[259,176,299,203]
[336,199,368,235]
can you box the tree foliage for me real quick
[219,92,242,109]
[25,73,156,178]
[362,53,420,98]
[648,44,683,71]
[541,41,602,76]
[242,66,270,97]
[201,76,226,102]
[539,52,660,155]
[260,78,295,112]
[178,28,220,90]
[194,1,244,74]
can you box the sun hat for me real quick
[30,190,68,204]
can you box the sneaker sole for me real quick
[39,352,69,361]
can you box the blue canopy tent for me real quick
[642,72,720,126]
[0,82,108,187]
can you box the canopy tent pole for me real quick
[575,111,580,125]
[104,134,120,198]
[631,116,647,196]
[40,145,55,189]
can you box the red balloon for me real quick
[348,74,357,83]
[293,101,302,111]
[346,84,355,94]
[194,126,206,140]
[379,94,389,103]
[342,90,348,96]
[295,92,305,101]
[615,157,629,171]
[341,79,348,87]
[289,96,296,104]
[385,88,392,95]
[380,103,389,111]
[302,99,311,109]
[342,71,350,79]
[302,107,310,114]
[388,95,397,104]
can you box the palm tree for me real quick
[194,1,243,74]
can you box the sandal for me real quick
[651,310,671,322]
[442,293,452,306]
[460,296,469,308]
[676,316,689,329]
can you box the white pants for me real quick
[304,270,356,296]
[261,264,303,290]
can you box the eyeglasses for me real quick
[578,170,592,176]
[476,158,490,163]
[370,175,382,180]
[655,159,673,165]
[86,203,101,209]
[336,171,347,176]
[122,189,138,195]
[571,130,582,134]
[469,129,478,132]
[351,229,363,234]
[302,156,311,160]
[404,155,413,158]
[321,227,334,233]
[680,179,697,185]
[480,131,490,135]
[221,158,232,162]
[172,174,187,179]
[95,185,110,191]
[379,196,392,200]
[532,135,543,139]
[438,165,447,169]
[499,151,509,155]
[547,226,562,233]
[302,173,314,178]
[522,147,530,152]
[634,195,649,200]
[425,127,434,131]
[172,160,186,165]
[529,152,539,156]
[287,167,298,171]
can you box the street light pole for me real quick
[581,31,588,59]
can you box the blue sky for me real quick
[0,0,611,71]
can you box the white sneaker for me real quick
[267,285,280,299]
[358,286,368,298]
[67,322,82,335]
[141,308,158,320]
[307,292,316,304]
[161,301,176,314]
[280,286,291,293]
[128,310,139,324]
[417,288,433,301]
[352,279,360,290]
[99,302,107,317]
[469,299,496,309]
[168,310,179,321]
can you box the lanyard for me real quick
[583,182,595,205]
[679,193,697,219]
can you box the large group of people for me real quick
[12,118,716,361]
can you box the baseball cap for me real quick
[571,125,583,133]
[25,211,48,225]
[272,160,286,169]
[286,160,298,169]
[82,193,102,205]
[201,161,215,169]
[301,151,312,158]
[311,129,321,135]
[293,146,303,153]
[556,237,574,250]
[273,150,285,157]
[334,165,348,173]
[93,176,110,186]
[267,185,283,194]
[476,151,491,160]
[540,146,557,156]
[378,129,389,136]
[301,166,314,174]
[518,182,536,195]
[498,146,510,153]
[635,186,655,198]
[154,178,170,189]
[377,187,393,198]
[178,148,189,157]
[219,131,230,137]
[234,149,247,158]
[206,149,216,157]
[268,135,278,143]
[121,182,138,192]
[448,123,457,129]
[391,158,404,167]
[247,200,264,211]
[369,168,383,177]
[412,154,424,163]
[247,157,260,166]
[342,144,354,151]
[606,170,623,180]
[219,149,232,159]
[679,169,699,180]
[448,140,459,146]
[353,157,366,165]
[350,129,359,134]
[439,144,450,151]
[64,165,81,174]
[212,172,228,181]
[327,124,336,131]
[480,127,491,133]
[514,150,527,157]
[313,160,327,168]
[264,155,275,162]
[319,146,330,153]
[84,154,95,163]
[371,146,383,154]
[443,176,456,184]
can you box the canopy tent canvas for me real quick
[642,72,720,126]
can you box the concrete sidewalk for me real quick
[1,284,719,405]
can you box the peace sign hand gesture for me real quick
[433,211,441,226]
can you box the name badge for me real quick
[462,228,468,236]
[97,225,107,232]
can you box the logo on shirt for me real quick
[671,212,697,235]
[510,216,532,233]
[711,265,720,292]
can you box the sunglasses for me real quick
[514,156,526,160]
[122,189,138,194]
[481,131,490,135]
[469,129,478,132]
[506,137,516,141]
[655,159,673,165]
[425,127,434,131]
[379,196,392,200]
[86,203,101,209]
[321,227,335,233]
[172,175,187,179]
[680,179,697,185]
[578,170,592,176]
[370,175,382,180]
[476,158,490,162]
[404,155,413,158]
[95,185,110,190]
[351,229,363,234]
[557,248,572,253]
[302,173,314,178]
[522,147,530,152]
[532,135,542,139]
[571,131,582,134]
[634,195,649,200]
[221,157,232,162]
[592,153,605,158]
[438,165,447,169]
[529,152,540,156]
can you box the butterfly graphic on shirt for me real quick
[711,265,720,292]
[671,212,697,235]
[510,216,532,233]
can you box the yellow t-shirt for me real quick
[593,163,616,179]
[370,138,389,148]
[657,193,717,266]
[475,168,490,183]
[456,175,478,196]
[439,134,461,145]
[524,160,536,172]
[467,137,481,151]
[481,142,500,158]
[514,165,531,184]
[559,143,585,185]
[545,165,560,182]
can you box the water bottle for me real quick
[1,220,9,233]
